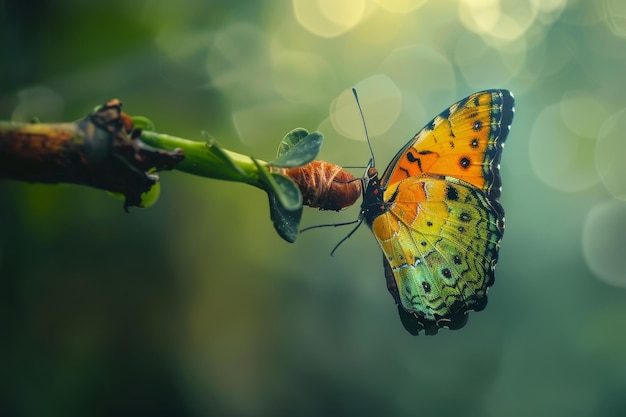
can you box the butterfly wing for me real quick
[375,176,504,334]
[380,90,514,199]
[373,90,514,334]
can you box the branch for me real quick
[0,99,361,242]
[0,99,184,211]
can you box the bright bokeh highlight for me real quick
[529,99,599,193]
[293,0,367,38]
[596,108,626,200]
[329,74,402,141]
[583,201,626,288]
[375,0,427,14]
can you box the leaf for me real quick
[106,180,160,208]
[276,128,309,158]
[254,158,302,211]
[138,178,161,208]
[271,129,324,168]
[131,116,156,131]
[271,172,302,210]
[268,191,302,243]
[255,156,303,241]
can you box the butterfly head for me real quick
[363,157,377,181]
[359,163,389,227]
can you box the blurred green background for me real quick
[2,0,626,416]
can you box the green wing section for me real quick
[372,176,504,335]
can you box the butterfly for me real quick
[358,89,515,335]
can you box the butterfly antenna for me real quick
[330,219,364,256]
[352,88,375,168]
[299,218,363,256]
[300,219,359,234]
[340,165,368,170]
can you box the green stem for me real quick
[140,131,268,189]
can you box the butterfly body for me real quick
[359,90,514,335]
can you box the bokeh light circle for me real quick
[206,23,272,104]
[375,0,427,14]
[458,0,539,43]
[458,0,501,35]
[493,1,539,41]
[454,33,526,89]
[559,91,610,138]
[582,200,626,288]
[604,0,626,38]
[293,0,366,38]
[530,0,567,14]
[233,101,310,146]
[271,48,337,104]
[529,100,599,193]
[379,45,456,122]
[349,7,403,44]
[329,74,401,141]
[596,108,626,200]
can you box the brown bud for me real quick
[280,160,361,211]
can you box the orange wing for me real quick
[380,90,514,200]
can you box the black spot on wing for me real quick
[406,151,423,172]
[446,185,459,201]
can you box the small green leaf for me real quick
[138,181,160,208]
[276,128,309,158]
[132,116,156,131]
[106,181,160,208]
[271,129,324,168]
[271,172,302,210]
[268,191,302,243]
[254,158,302,211]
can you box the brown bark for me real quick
[0,99,184,210]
